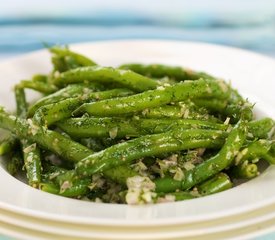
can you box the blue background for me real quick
[1,0,275,59]
[1,0,275,239]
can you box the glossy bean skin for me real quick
[53,66,158,92]
[192,98,228,113]
[75,128,226,176]
[33,88,133,126]
[197,173,233,195]
[17,80,57,94]
[40,180,91,198]
[57,117,228,139]
[28,83,104,116]
[139,104,218,121]
[15,87,42,187]
[50,46,97,72]
[155,173,233,202]
[119,63,215,81]
[74,78,231,117]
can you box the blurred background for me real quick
[1,1,275,240]
[1,0,275,60]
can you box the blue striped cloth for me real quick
[1,0,275,60]
[1,1,275,239]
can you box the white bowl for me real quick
[1,200,275,239]
[0,40,275,226]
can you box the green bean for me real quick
[7,150,23,176]
[57,117,228,139]
[104,165,139,186]
[15,87,28,118]
[21,141,42,187]
[247,118,274,139]
[54,169,79,185]
[140,105,198,119]
[234,139,275,165]
[50,46,97,72]
[193,87,245,121]
[0,135,17,156]
[33,88,133,126]
[74,78,231,117]
[75,128,226,176]
[0,110,90,162]
[16,80,57,94]
[0,113,127,190]
[79,138,106,152]
[44,163,138,194]
[157,173,232,201]
[0,110,149,181]
[229,88,245,104]
[229,162,258,179]
[40,180,90,198]
[31,74,48,83]
[28,83,104,116]
[140,103,220,122]
[156,191,198,202]
[41,165,138,198]
[119,63,215,81]
[15,87,42,187]
[42,165,67,182]
[223,103,253,123]
[1,47,275,204]
[53,66,158,92]
[193,98,228,113]
[179,118,246,187]
[153,178,182,195]
[197,173,233,195]
[47,163,139,189]
[43,168,232,200]
[155,119,247,192]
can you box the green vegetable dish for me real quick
[0,46,274,204]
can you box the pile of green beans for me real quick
[0,46,274,204]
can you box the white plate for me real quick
[0,40,275,226]
[2,210,275,240]
[1,200,275,239]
